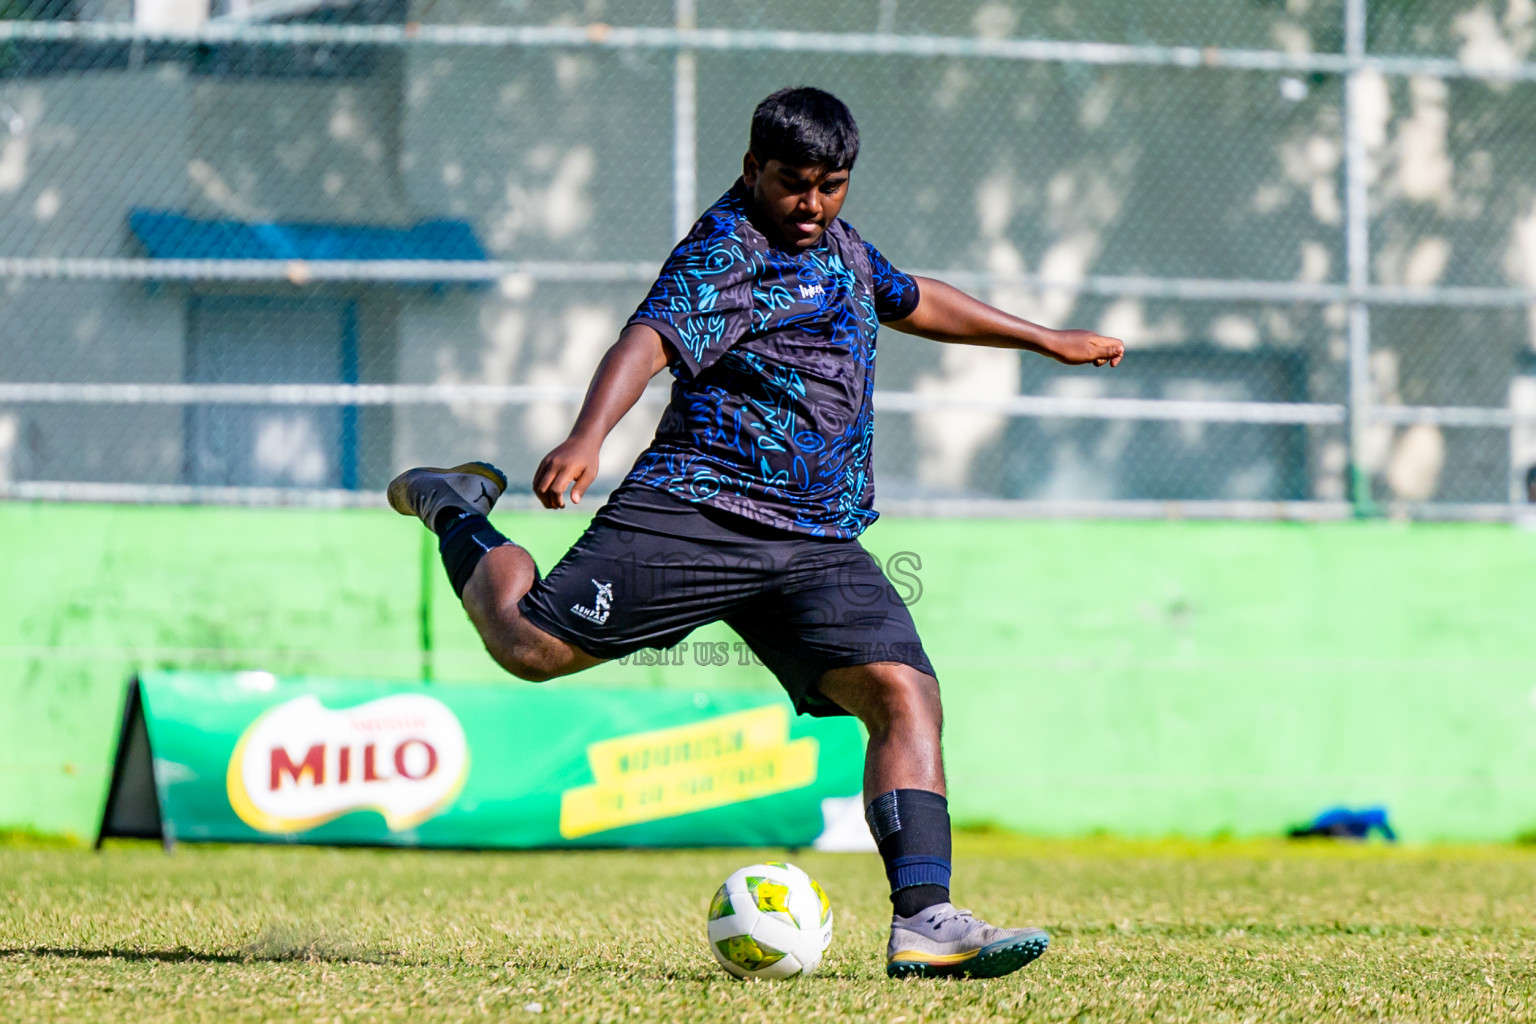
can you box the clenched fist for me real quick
[533,435,601,509]
[1048,329,1125,368]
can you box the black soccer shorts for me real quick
[517,483,935,717]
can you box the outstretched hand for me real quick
[1049,329,1125,367]
[533,435,600,509]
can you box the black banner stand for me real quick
[96,677,173,851]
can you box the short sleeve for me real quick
[627,237,754,379]
[864,242,920,322]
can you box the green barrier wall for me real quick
[4,502,1536,842]
[130,671,864,849]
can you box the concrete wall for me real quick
[5,1,1535,503]
[0,71,193,485]
[3,503,1535,843]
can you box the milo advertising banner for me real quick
[97,672,870,850]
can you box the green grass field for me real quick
[4,834,1535,1023]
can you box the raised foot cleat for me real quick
[886,903,1049,980]
[387,462,508,528]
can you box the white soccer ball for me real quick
[706,861,833,979]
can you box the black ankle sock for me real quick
[433,506,470,535]
[438,512,511,598]
[894,884,951,918]
[865,789,952,918]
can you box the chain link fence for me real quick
[3,0,1535,518]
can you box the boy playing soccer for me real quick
[389,87,1123,978]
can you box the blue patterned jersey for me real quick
[623,180,920,538]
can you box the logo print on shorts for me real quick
[571,579,613,626]
[798,283,824,300]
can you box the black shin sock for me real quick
[437,510,511,598]
[865,789,952,918]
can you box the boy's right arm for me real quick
[532,324,673,509]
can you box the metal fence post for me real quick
[673,0,699,243]
[1343,0,1376,515]
[419,527,435,683]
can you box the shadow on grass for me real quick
[5,927,403,966]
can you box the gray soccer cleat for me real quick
[387,462,508,528]
[886,903,1049,979]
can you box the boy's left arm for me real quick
[888,276,1124,367]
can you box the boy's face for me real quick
[742,152,850,251]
